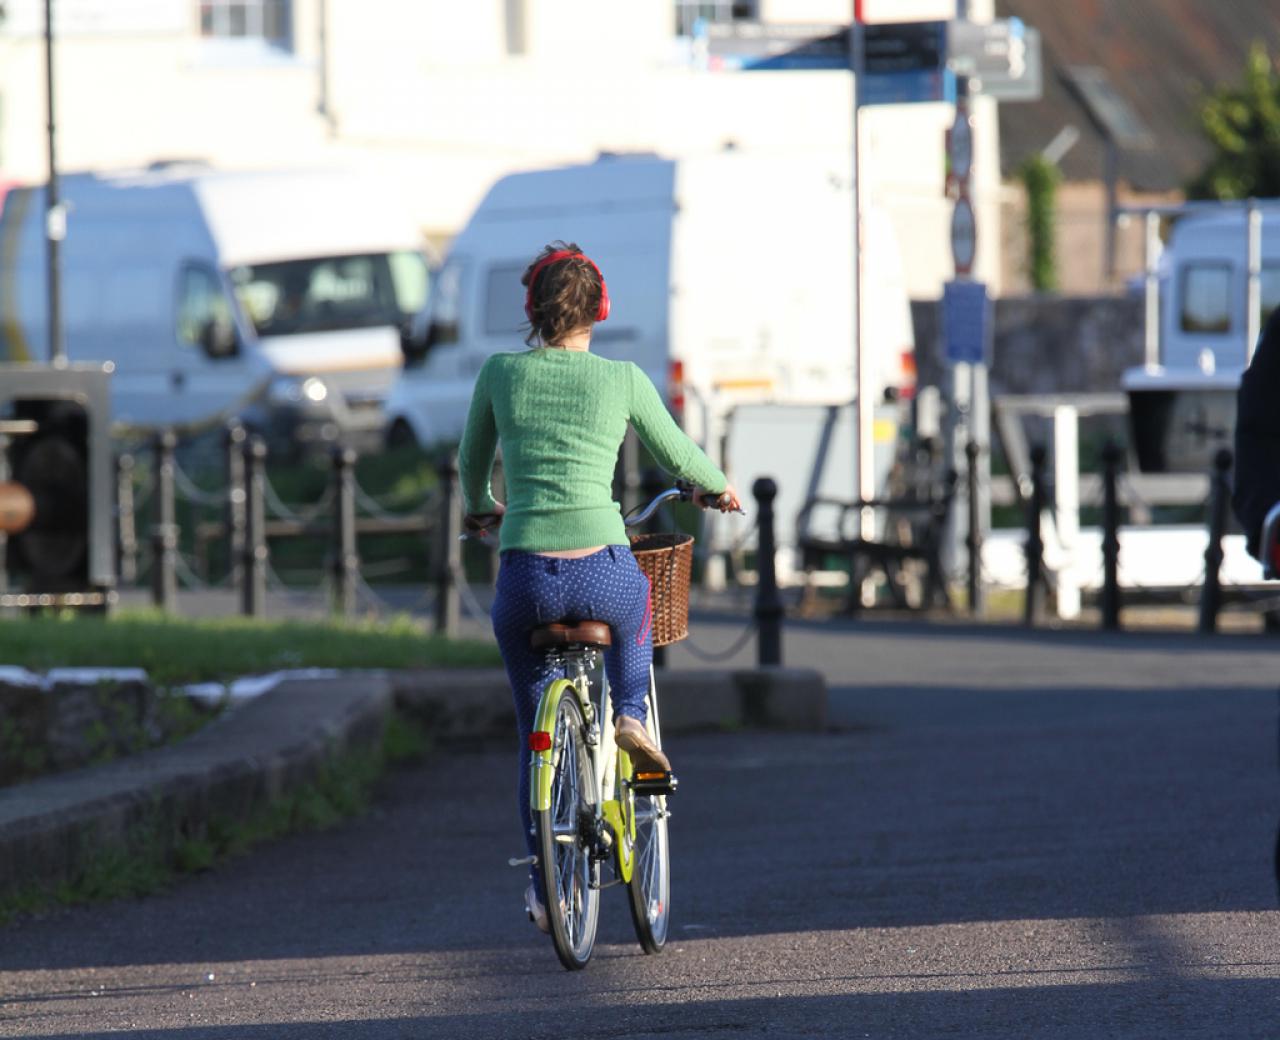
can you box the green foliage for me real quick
[0,610,499,686]
[1187,42,1280,200]
[1018,153,1060,291]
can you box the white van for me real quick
[383,152,915,454]
[1123,202,1280,473]
[0,166,431,447]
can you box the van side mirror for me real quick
[199,317,238,360]
[424,319,459,351]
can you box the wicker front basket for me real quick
[629,532,694,647]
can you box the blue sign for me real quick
[943,280,991,365]
[861,20,953,105]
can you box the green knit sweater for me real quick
[458,348,728,552]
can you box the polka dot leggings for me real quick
[491,545,653,876]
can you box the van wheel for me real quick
[386,419,420,451]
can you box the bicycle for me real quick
[522,482,722,970]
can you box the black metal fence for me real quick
[111,424,790,662]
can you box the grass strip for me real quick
[0,713,432,926]
[0,610,499,686]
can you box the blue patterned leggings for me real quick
[491,546,653,871]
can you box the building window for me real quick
[199,1,291,50]
[675,2,756,37]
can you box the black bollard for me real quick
[1023,444,1047,627]
[1100,440,1122,631]
[1198,448,1233,634]
[753,476,783,666]
[965,440,984,616]
[224,422,247,585]
[613,428,642,519]
[435,450,461,639]
[331,445,359,619]
[116,452,138,586]
[150,430,178,611]
[241,436,267,617]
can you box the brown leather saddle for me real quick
[528,620,612,651]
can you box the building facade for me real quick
[0,0,1002,296]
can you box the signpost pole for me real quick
[43,0,65,367]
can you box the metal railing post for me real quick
[435,450,460,639]
[241,435,267,618]
[1023,444,1046,627]
[965,440,984,616]
[1198,448,1232,634]
[150,430,178,611]
[1100,440,1122,631]
[331,445,359,619]
[224,421,247,586]
[753,476,783,666]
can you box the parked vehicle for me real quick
[383,151,915,455]
[1124,201,1280,473]
[0,165,432,448]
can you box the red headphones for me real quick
[523,249,611,324]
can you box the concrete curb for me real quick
[0,675,392,896]
[391,666,827,736]
[0,666,825,899]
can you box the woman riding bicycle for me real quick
[457,241,741,932]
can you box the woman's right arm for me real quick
[458,358,500,516]
[627,363,728,495]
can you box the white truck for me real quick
[0,165,432,448]
[1123,201,1280,473]
[383,151,916,455]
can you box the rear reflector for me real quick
[529,731,552,752]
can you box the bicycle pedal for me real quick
[629,771,678,796]
[508,855,537,868]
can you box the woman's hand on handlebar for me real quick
[697,484,743,514]
[463,502,505,538]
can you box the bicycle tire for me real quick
[625,684,671,953]
[535,683,600,970]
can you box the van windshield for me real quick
[229,252,429,337]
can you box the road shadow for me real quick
[1,686,1276,972]
[9,976,1280,1039]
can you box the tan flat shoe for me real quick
[615,715,671,775]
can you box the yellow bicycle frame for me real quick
[529,676,636,883]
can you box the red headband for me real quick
[523,249,611,324]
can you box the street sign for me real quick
[948,104,973,182]
[703,22,849,71]
[860,21,954,105]
[705,19,956,104]
[947,19,1043,102]
[950,195,976,275]
[942,279,991,365]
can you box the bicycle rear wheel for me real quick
[626,684,671,953]
[535,683,600,970]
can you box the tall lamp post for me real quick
[44,0,65,366]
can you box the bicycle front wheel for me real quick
[535,683,600,970]
[626,686,671,953]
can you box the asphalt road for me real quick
[1,614,1278,1039]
